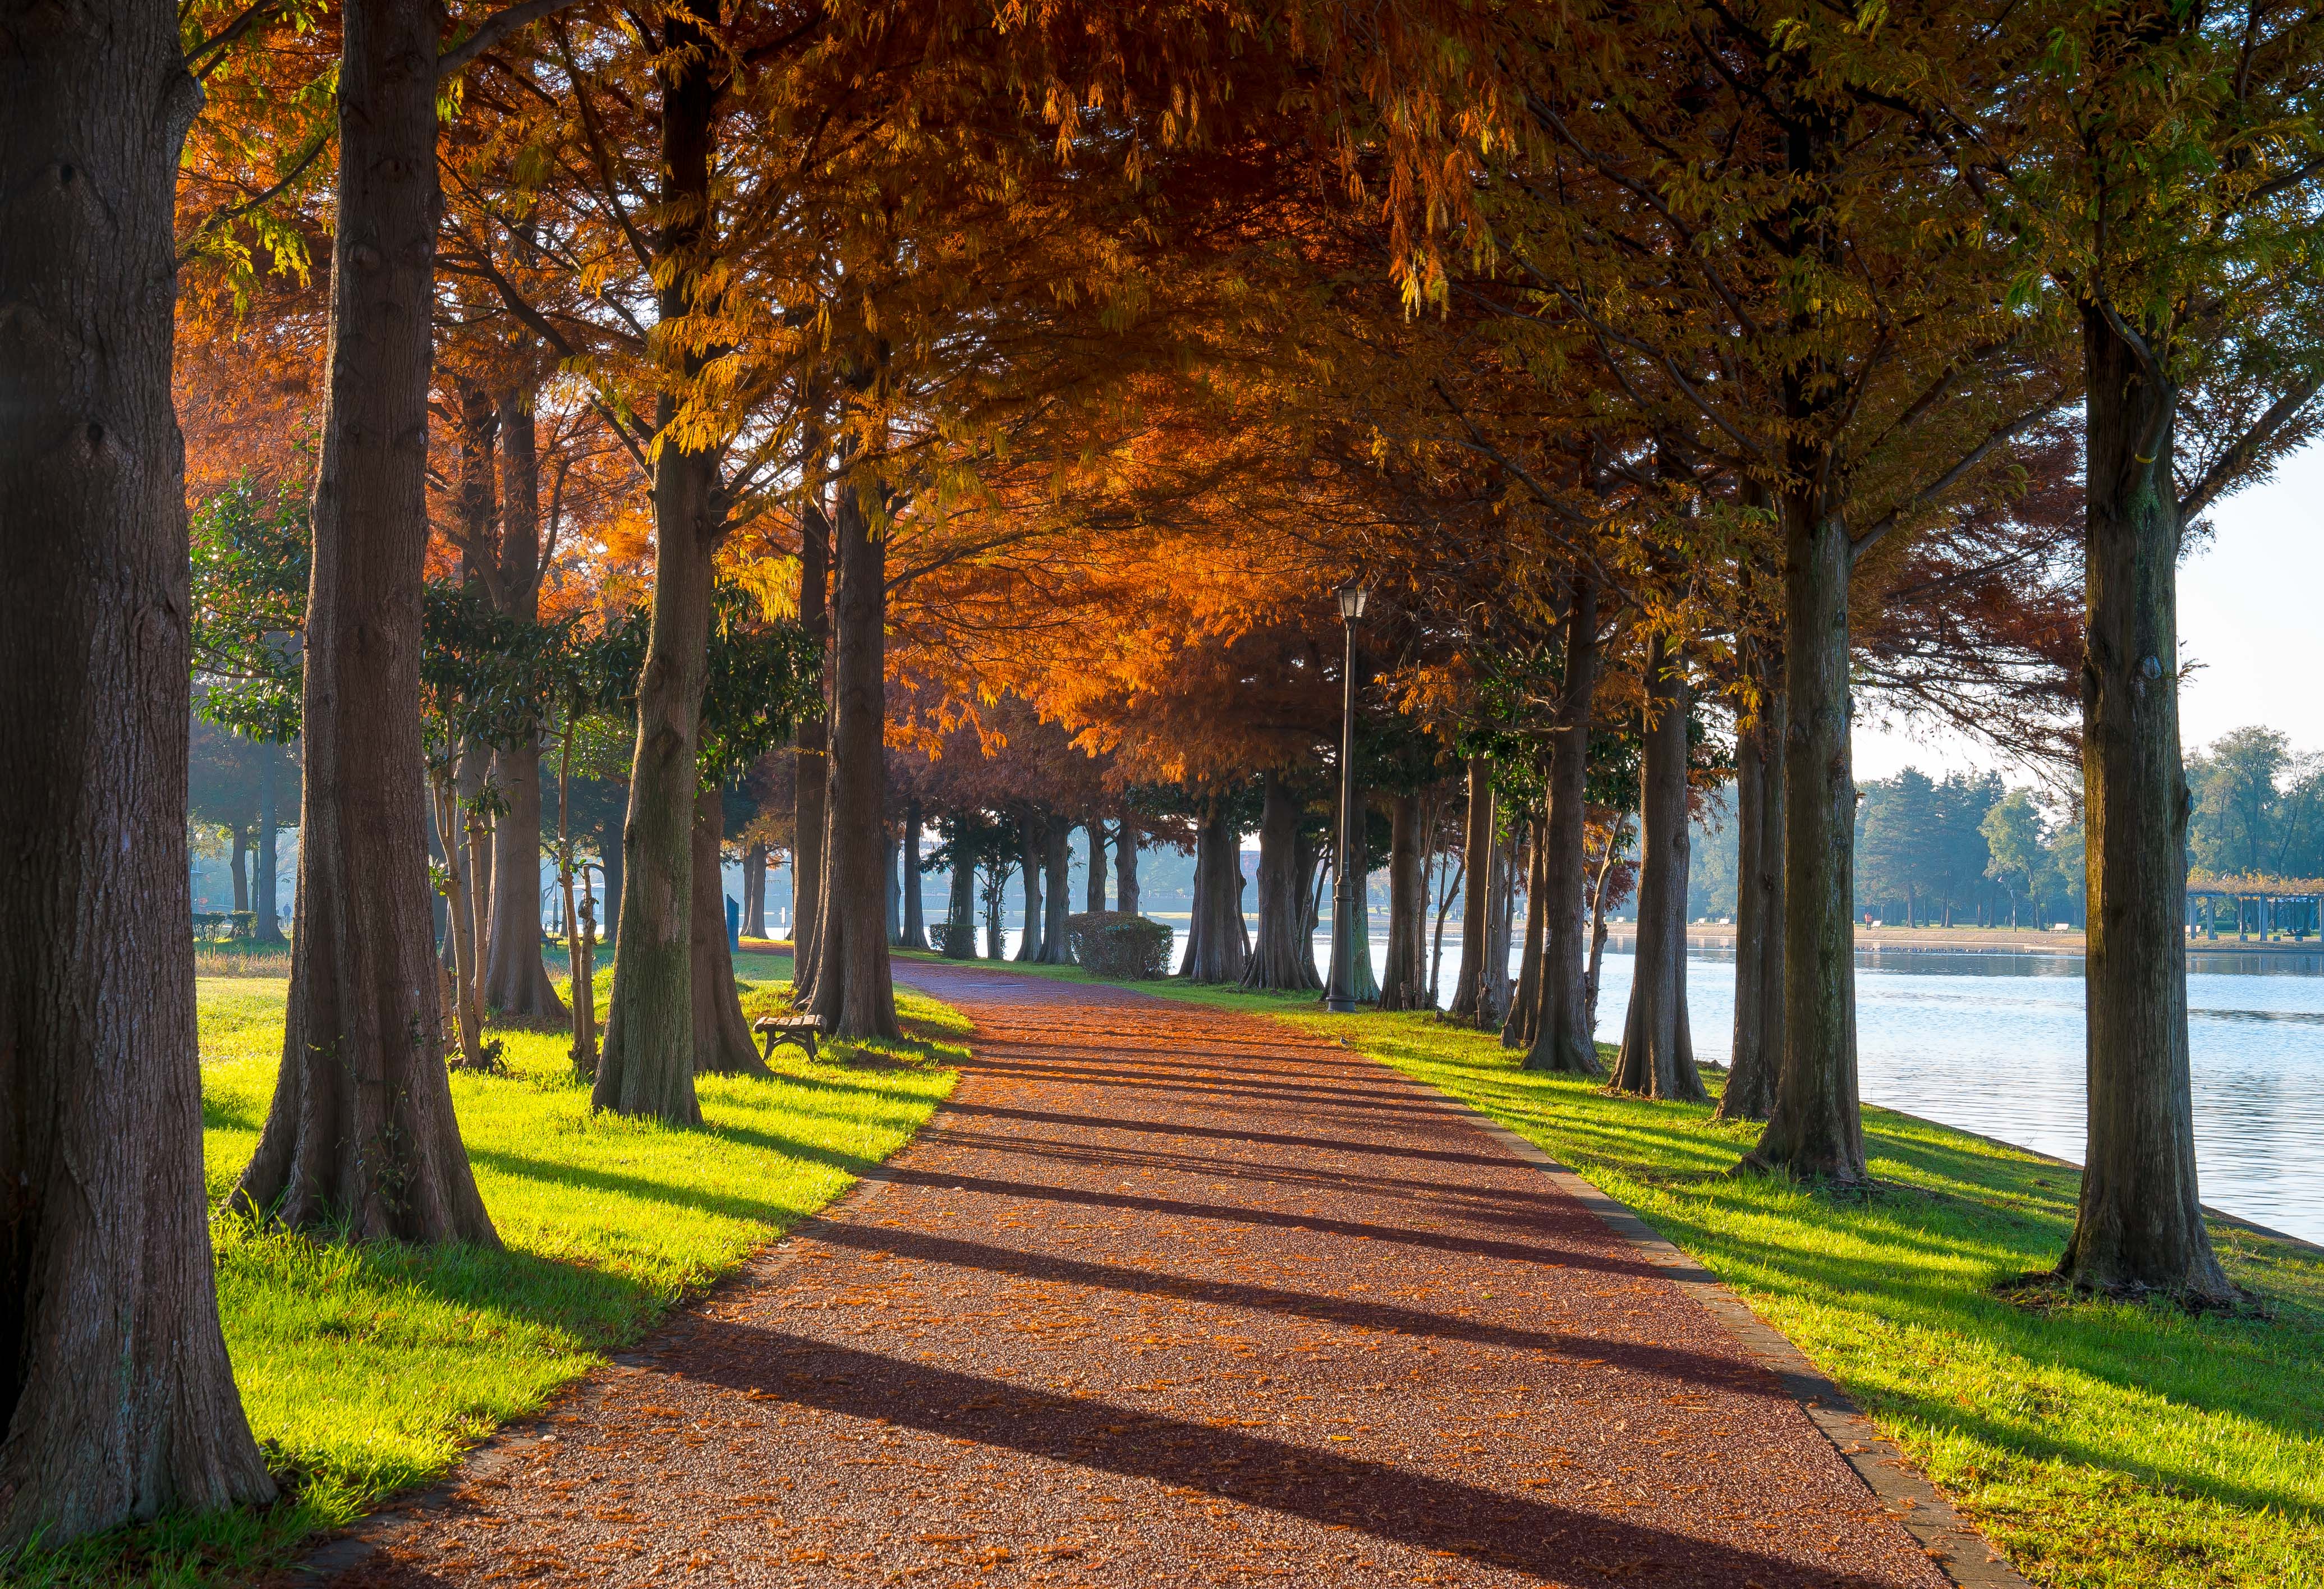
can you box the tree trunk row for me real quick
[2,0,278,1539]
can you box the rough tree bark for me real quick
[1717,644,1785,1123]
[1448,760,1495,1022]
[1528,579,1604,1074]
[901,799,928,948]
[234,0,499,1244]
[1504,804,1549,1050]
[1085,819,1108,912]
[1242,771,1321,990]
[690,790,769,1077]
[231,823,252,913]
[1115,821,1141,915]
[1014,811,1046,962]
[1377,792,1431,1010]
[594,10,722,1126]
[484,385,564,1018]
[1039,819,1073,963]
[1612,635,1707,1101]
[1179,806,1250,983]
[803,455,902,1041]
[2059,305,2232,1303]
[1743,498,1868,1183]
[1,0,278,1540]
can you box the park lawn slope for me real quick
[13,954,961,1588]
[912,954,2324,1589]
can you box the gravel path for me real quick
[334,963,1953,1588]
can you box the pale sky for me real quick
[1853,439,2324,787]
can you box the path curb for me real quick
[1404,1081,2035,1589]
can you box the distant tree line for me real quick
[1688,725,2324,932]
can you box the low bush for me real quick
[1065,911,1173,979]
[932,920,979,959]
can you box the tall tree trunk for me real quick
[231,823,252,915]
[691,790,768,1076]
[1014,811,1046,962]
[485,737,564,1017]
[1242,772,1322,990]
[441,740,485,974]
[236,0,498,1246]
[886,824,904,947]
[743,841,767,939]
[252,747,283,942]
[944,846,976,958]
[1613,635,1706,1101]
[1528,579,1604,1074]
[1483,827,1514,1017]
[429,775,486,1068]
[1085,819,1108,912]
[1039,819,1073,963]
[1179,806,1250,982]
[902,800,928,948]
[1343,788,1381,1004]
[1505,804,1549,1050]
[1378,792,1431,1010]
[483,388,563,1019]
[1448,760,1496,1021]
[559,727,598,1078]
[983,860,1008,958]
[1430,844,1464,1009]
[0,0,277,1536]
[2059,305,2231,1303]
[1744,500,1868,1183]
[803,454,902,1041]
[597,801,622,940]
[594,8,722,1125]
[1115,821,1141,914]
[1717,648,1785,1123]
[1585,824,1622,1038]
[792,491,830,973]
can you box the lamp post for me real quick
[1325,580,1368,1012]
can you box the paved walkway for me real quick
[339,964,1955,1588]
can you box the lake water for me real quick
[1565,940,2324,1248]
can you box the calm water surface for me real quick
[1585,944,2324,1248]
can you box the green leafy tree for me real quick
[1982,791,2050,929]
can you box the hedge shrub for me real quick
[1065,912,1174,980]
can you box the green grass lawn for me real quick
[10,951,961,1589]
[903,952,2324,1589]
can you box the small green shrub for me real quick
[932,921,979,959]
[1065,912,1173,979]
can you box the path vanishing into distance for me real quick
[332,963,1996,1588]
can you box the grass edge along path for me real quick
[5,952,962,1589]
[893,952,2324,1589]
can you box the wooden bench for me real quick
[752,1013,824,1063]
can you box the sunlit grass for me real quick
[936,952,2324,1589]
[4,955,960,1588]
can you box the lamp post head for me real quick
[1336,581,1369,622]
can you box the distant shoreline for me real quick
[1605,922,2324,956]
